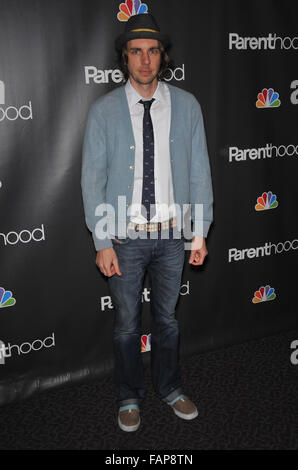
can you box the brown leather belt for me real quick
[127,217,177,232]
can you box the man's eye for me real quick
[132,50,140,55]
[150,49,159,54]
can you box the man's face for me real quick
[126,38,162,85]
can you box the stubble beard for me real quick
[129,69,160,86]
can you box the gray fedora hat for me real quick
[115,13,171,52]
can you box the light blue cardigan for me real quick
[81,83,213,251]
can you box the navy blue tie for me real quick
[139,98,156,221]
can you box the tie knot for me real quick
[139,98,155,110]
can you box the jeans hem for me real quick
[161,387,183,404]
[118,398,142,407]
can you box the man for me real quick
[81,13,213,432]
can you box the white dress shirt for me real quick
[125,79,176,223]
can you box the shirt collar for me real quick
[125,79,168,109]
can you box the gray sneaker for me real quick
[168,394,198,420]
[118,404,140,432]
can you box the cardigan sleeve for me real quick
[81,103,113,251]
[189,97,213,238]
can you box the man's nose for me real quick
[141,51,150,64]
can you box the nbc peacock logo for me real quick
[141,333,151,352]
[0,287,16,309]
[117,0,148,22]
[255,191,278,211]
[252,285,276,304]
[256,88,280,108]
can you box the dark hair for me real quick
[117,41,171,82]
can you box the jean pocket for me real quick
[112,235,131,245]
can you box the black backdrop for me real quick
[0,0,297,405]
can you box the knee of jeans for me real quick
[153,316,179,331]
[113,328,141,341]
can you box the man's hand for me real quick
[188,236,208,266]
[96,247,122,277]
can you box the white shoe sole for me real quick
[118,415,141,432]
[173,407,198,420]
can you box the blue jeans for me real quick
[107,228,186,406]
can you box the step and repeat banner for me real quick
[0,0,297,404]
